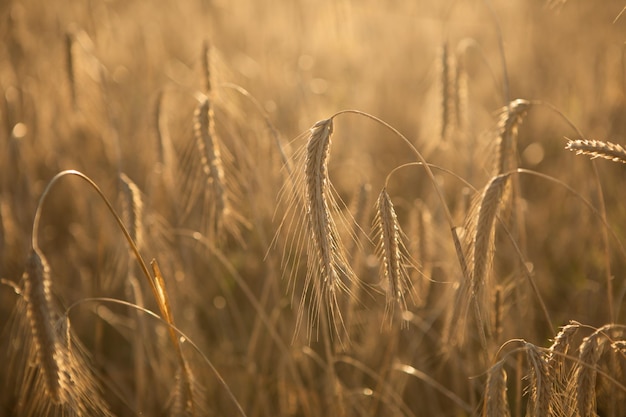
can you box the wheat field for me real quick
[1,0,626,416]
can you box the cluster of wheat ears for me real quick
[1,0,626,416]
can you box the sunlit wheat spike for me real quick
[572,327,608,417]
[493,99,531,176]
[22,248,67,404]
[194,95,229,241]
[482,361,510,417]
[525,343,552,417]
[548,322,580,384]
[468,174,509,301]
[303,118,355,340]
[373,187,413,323]
[119,172,144,251]
[565,139,626,164]
[19,248,113,416]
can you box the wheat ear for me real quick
[302,118,355,340]
[525,342,552,417]
[483,361,510,417]
[465,174,510,342]
[572,326,615,417]
[565,139,626,164]
[22,248,67,404]
[493,99,530,176]
[373,187,413,324]
[119,172,144,251]
[194,95,229,240]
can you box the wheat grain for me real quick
[565,139,626,164]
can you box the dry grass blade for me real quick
[373,187,413,324]
[482,361,510,417]
[565,139,626,164]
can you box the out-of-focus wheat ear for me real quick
[65,31,77,111]
[547,322,580,386]
[201,40,213,94]
[153,90,178,201]
[565,138,626,164]
[408,199,433,307]
[303,118,355,342]
[119,172,144,252]
[453,44,469,133]
[439,41,452,141]
[22,248,67,404]
[372,188,413,325]
[572,328,606,417]
[525,342,552,417]
[465,174,510,341]
[193,95,232,242]
[482,361,510,417]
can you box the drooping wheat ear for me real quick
[482,361,510,417]
[408,199,432,306]
[453,42,469,133]
[119,172,144,251]
[439,41,454,142]
[20,248,113,416]
[525,342,552,417]
[565,139,626,164]
[464,174,510,341]
[493,99,531,176]
[373,187,413,324]
[573,328,606,417]
[22,248,67,404]
[154,90,177,196]
[547,322,580,386]
[302,118,355,339]
[194,95,229,240]
[202,39,213,94]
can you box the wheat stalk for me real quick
[565,139,626,164]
